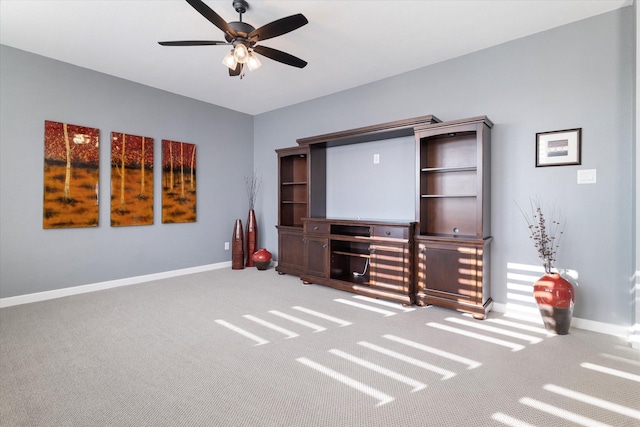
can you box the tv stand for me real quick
[301,218,415,305]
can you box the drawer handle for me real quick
[314,226,319,230]
[453,227,459,233]
[323,244,327,248]
[385,231,391,236]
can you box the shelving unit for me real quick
[279,151,308,227]
[414,116,493,318]
[275,146,309,276]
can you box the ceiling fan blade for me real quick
[158,40,229,46]
[248,14,308,42]
[253,45,307,68]
[229,63,243,76]
[186,0,237,38]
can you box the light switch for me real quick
[373,153,380,164]
[577,169,596,184]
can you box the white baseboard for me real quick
[492,302,632,341]
[0,261,232,308]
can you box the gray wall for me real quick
[0,45,254,298]
[254,8,635,327]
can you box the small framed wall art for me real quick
[535,128,582,167]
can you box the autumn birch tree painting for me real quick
[43,120,100,228]
[162,140,197,223]
[110,132,154,226]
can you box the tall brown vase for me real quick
[246,209,258,267]
[232,219,244,270]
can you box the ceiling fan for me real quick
[159,0,308,78]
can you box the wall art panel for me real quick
[161,140,197,223]
[110,132,154,226]
[43,120,100,228]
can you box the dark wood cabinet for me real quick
[370,243,412,294]
[414,116,493,318]
[416,238,491,318]
[275,114,493,317]
[303,220,330,278]
[276,226,305,276]
[301,218,415,305]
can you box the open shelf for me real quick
[331,224,370,237]
[421,194,477,198]
[421,166,477,173]
[330,247,370,284]
[420,131,477,169]
[280,154,307,184]
[332,250,370,258]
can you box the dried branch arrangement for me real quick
[518,198,564,274]
[245,172,262,210]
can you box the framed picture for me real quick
[536,128,581,167]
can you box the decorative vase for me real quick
[252,248,272,271]
[533,273,575,334]
[246,209,258,267]
[232,219,244,270]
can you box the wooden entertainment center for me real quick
[276,114,493,319]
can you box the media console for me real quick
[301,218,415,305]
[276,114,493,319]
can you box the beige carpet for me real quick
[1,267,639,426]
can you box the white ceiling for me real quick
[0,0,632,115]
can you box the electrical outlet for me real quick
[224,242,230,250]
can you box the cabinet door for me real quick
[370,244,410,294]
[276,228,305,275]
[416,242,481,304]
[305,236,328,278]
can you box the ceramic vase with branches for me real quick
[518,198,575,334]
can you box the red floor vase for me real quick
[533,273,575,335]
[252,248,272,270]
[232,219,244,270]
[245,209,257,267]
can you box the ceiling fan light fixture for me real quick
[233,43,250,64]
[222,50,237,69]
[246,52,262,71]
[159,0,309,77]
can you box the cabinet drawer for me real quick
[305,221,330,234]
[372,226,407,239]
